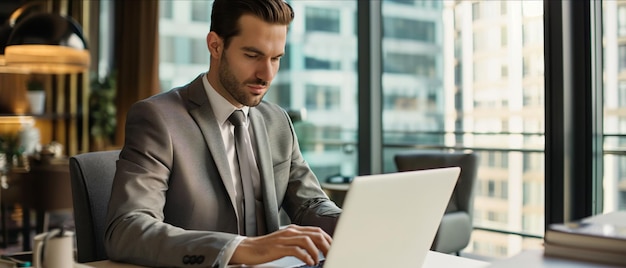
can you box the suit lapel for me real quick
[185,76,239,221]
[249,108,280,232]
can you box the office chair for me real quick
[69,150,120,263]
[394,150,479,255]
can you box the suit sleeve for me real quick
[104,100,237,267]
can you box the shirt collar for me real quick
[202,73,250,125]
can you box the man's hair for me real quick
[210,0,294,48]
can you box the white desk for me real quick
[424,251,489,268]
[85,251,490,267]
[488,249,623,268]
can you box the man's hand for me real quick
[230,224,332,266]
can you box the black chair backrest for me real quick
[394,150,479,215]
[69,150,120,263]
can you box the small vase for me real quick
[27,90,46,114]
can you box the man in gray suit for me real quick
[104,0,341,267]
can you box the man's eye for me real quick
[245,54,258,59]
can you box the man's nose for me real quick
[256,59,275,83]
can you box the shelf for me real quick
[0,114,76,120]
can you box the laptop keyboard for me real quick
[296,260,325,268]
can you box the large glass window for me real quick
[382,0,544,259]
[279,1,357,180]
[603,0,626,213]
[158,0,546,259]
[159,1,214,90]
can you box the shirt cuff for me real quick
[219,236,246,268]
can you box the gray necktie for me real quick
[228,110,257,236]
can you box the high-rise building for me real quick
[449,1,544,258]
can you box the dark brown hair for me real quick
[210,0,294,48]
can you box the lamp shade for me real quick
[4,12,90,74]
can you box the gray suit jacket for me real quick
[104,74,341,267]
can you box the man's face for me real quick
[216,15,287,107]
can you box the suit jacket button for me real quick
[198,255,205,264]
[190,255,198,264]
[182,255,190,264]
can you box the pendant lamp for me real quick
[4,9,90,74]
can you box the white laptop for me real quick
[232,167,460,268]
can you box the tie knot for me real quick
[228,110,246,127]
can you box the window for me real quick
[159,1,220,89]
[159,36,175,63]
[473,30,485,52]
[305,85,341,110]
[501,64,508,79]
[147,0,625,260]
[383,93,418,110]
[173,38,191,64]
[305,57,341,70]
[500,26,507,47]
[604,1,626,213]
[524,181,544,205]
[280,44,291,71]
[620,45,626,73]
[388,0,414,5]
[305,7,340,33]
[523,86,543,107]
[160,0,173,19]
[619,5,626,37]
[158,1,546,259]
[523,20,543,46]
[384,53,436,77]
[619,82,626,108]
[481,179,508,199]
[383,0,544,259]
[383,17,436,43]
[472,2,481,21]
[191,1,210,22]
[190,38,209,65]
[265,84,291,109]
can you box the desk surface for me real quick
[488,249,622,268]
[85,251,490,268]
[425,251,489,268]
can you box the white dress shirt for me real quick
[202,74,260,268]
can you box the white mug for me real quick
[33,229,74,268]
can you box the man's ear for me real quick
[206,32,222,58]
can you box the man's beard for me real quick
[218,53,266,107]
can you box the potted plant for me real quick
[26,78,46,114]
[0,135,6,172]
[0,133,26,171]
[89,74,117,150]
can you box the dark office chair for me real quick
[69,150,120,263]
[394,150,479,255]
